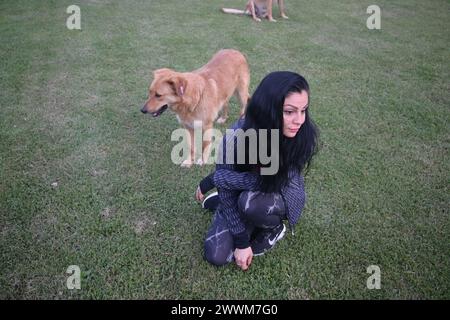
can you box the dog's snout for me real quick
[141,106,148,114]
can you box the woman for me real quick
[196,71,318,271]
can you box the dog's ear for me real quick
[168,76,187,97]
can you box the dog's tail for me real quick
[221,8,247,15]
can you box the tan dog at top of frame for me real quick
[141,49,250,167]
[222,0,289,22]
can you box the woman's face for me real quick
[282,91,309,138]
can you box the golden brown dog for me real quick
[222,0,289,22]
[141,49,250,167]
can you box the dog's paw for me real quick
[269,17,277,22]
[281,14,289,19]
[216,117,227,124]
[253,17,261,22]
[196,158,204,166]
[181,159,193,168]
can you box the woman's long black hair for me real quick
[237,71,319,193]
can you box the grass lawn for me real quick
[0,0,449,299]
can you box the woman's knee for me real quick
[204,242,233,266]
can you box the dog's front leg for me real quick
[201,123,215,165]
[217,102,229,124]
[181,127,195,167]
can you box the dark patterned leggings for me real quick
[204,190,286,266]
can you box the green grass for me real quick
[0,0,449,299]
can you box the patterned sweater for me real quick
[203,118,306,249]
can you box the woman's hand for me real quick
[195,186,204,202]
[234,247,253,271]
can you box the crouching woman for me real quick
[196,71,319,271]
